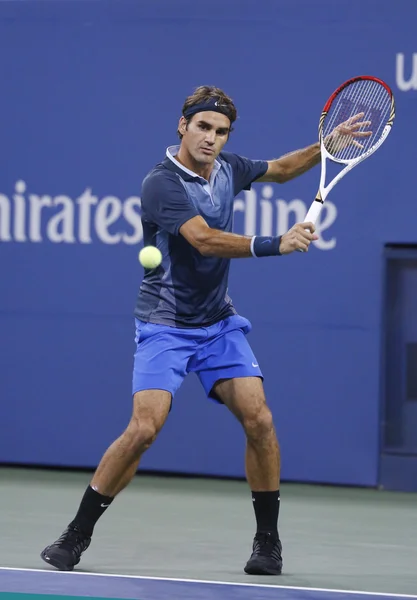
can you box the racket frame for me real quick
[304,75,395,225]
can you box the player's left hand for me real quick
[325,112,372,154]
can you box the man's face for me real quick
[178,111,231,165]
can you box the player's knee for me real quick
[124,418,159,455]
[243,405,274,443]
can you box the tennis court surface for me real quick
[1,469,416,600]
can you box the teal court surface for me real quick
[1,469,416,600]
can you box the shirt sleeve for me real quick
[141,170,199,236]
[220,152,268,196]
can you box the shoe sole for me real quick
[40,549,75,572]
[244,561,282,576]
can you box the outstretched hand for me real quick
[325,112,372,155]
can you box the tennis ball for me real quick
[138,245,162,269]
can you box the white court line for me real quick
[0,567,417,599]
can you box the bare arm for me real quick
[256,142,321,184]
[180,216,253,258]
[258,113,373,184]
[179,215,317,257]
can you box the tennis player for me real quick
[40,86,367,575]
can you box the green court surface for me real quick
[0,468,416,599]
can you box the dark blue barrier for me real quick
[1,0,416,487]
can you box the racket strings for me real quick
[341,80,389,160]
[323,79,391,161]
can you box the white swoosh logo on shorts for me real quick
[252,362,259,368]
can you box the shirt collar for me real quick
[164,145,221,183]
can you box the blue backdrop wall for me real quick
[0,0,416,487]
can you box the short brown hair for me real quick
[178,85,237,139]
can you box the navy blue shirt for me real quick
[135,145,268,327]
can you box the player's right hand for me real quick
[279,222,318,254]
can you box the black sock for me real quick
[69,485,114,536]
[251,490,280,536]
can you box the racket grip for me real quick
[303,197,324,226]
[297,196,323,253]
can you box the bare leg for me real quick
[212,377,280,491]
[110,458,141,497]
[91,389,171,497]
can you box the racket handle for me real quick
[303,197,324,226]
[297,196,323,253]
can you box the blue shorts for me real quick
[132,315,263,401]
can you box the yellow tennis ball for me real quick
[138,245,162,269]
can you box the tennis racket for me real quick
[304,75,395,226]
